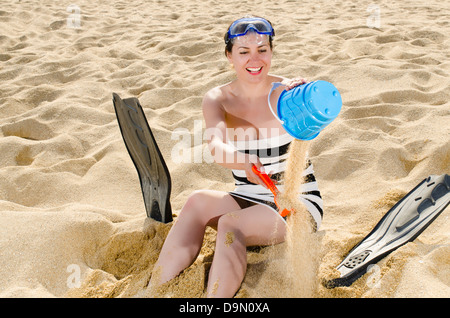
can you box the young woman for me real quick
[148,16,323,298]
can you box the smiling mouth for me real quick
[246,67,263,75]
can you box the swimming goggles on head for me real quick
[226,17,275,43]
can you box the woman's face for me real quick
[227,32,273,84]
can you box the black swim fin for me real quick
[325,173,450,288]
[112,93,173,223]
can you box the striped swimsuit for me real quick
[228,133,323,229]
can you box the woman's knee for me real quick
[179,190,221,223]
[179,190,207,217]
[217,208,286,247]
[216,213,243,242]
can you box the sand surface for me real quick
[0,0,449,298]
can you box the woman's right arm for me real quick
[202,88,266,185]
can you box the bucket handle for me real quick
[267,82,285,125]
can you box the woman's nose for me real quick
[249,52,260,62]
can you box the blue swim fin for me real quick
[325,173,449,288]
[112,93,173,223]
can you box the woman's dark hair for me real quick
[224,16,274,56]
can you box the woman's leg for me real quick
[206,205,286,298]
[148,190,241,289]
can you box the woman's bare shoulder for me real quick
[202,82,232,108]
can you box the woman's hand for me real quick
[282,77,308,91]
[244,154,268,188]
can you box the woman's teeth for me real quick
[246,67,262,74]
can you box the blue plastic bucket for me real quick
[268,81,342,140]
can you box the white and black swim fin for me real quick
[112,93,172,223]
[325,173,449,288]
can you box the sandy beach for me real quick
[0,0,449,298]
